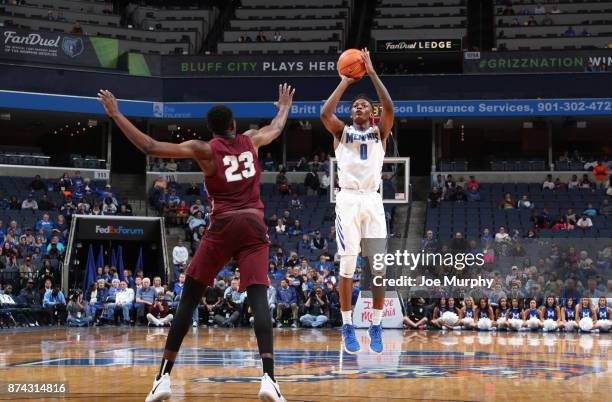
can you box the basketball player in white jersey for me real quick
[320,48,394,354]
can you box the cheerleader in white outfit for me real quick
[593,296,612,332]
[523,299,543,330]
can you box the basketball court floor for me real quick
[0,327,609,401]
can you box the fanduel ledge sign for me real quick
[376,39,462,52]
[162,54,339,76]
[464,50,612,73]
[0,28,118,68]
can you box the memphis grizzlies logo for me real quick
[62,37,84,58]
[8,347,600,381]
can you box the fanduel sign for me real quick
[376,39,462,52]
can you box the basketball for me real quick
[337,48,366,79]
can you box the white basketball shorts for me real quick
[335,189,387,256]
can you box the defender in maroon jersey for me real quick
[98,84,294,402]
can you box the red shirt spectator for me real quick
[467,176,479,191]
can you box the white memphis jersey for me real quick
[336,124,384,191]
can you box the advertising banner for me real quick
[161,54,339,76]
[0,27,119,68]
[376,39,462,52]
[464,50,612,73]
[76,217,161,241]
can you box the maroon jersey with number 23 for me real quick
[186,133,269,292]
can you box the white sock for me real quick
[341,310,352,325]
[371,309,383,326]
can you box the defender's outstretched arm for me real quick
[247,83,295,150]
[97,90,212,160]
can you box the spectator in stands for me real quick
[289,193,303,209]
[526,16,537,26]
[35,214,53,237]
[29,175,46,192]
[554,178,566,191]
[275,218,286,235]
[534,3,546,15]
[147,292,173,327]
[315,255,332,274]
[256,31,267,42]
[564,26,576,37]
[46,235,65,256]
[0,195,9,210]
[580,174,593,189]
[542,13,553,26]
[511,18,520,27]
[152,277,164,295]
[189,198,205,216]
[310,231,327,251]
[428,186,442,208]
[43,285,67,325]
[583,202,598,218]
[320,171,330,195]
[565,208,577,225]
[135,278,156,323]
[72,171,84,189]
[296,234,310,256]
[606,174,612,196]
[567,174,579,190]
[551,5,562,14]
[21,194,38,210]
[518,195,534,209]
[433,174,444,190]
[542,174,555,190]
[38,194,55,211]
[213,290,240,328]
[19,279,39,306]
[421,230,438,253]
[481,227,493,243]
[273,31,283,42]
[70,22,83,34]
[287,219,306,237]
[576,214,593,230]
[304,168,320,195]
[172,238,189,280]
[498,193,517,209]
[466,175,479,191]
[261,152,276,171]
[164,159,177,172]
[552,216,574,232]
[593,161,609,189]
[67,291,92,327]
[19,256,35,282]
[495,226,511,243]
[276,279,298,328]
[300,287,328,328]
[276,170,290,195]
[188,211,207,233]
[9,195,20,210]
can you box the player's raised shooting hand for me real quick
[361,48,376,76]
[340,72,360,85]
[274,83,295,109]
[97,89,120,118]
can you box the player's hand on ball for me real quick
[274,83,295,109]
[340,73,360,85]
[361,48,376,76]
[97,89,120,118]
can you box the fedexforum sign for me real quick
[464,50,612,73]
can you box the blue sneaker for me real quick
[341,324,360,354]
[368,324,383,354]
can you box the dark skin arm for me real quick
[245,83,295,152]
[97,90,214,173]
[320,48,394,146]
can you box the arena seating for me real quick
[426,183,611,240]
[218,0,348,55]
[371,0,467,43]
[496,1,612,50]
[0,0,215,55]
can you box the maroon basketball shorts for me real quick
[186,211,269,291]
